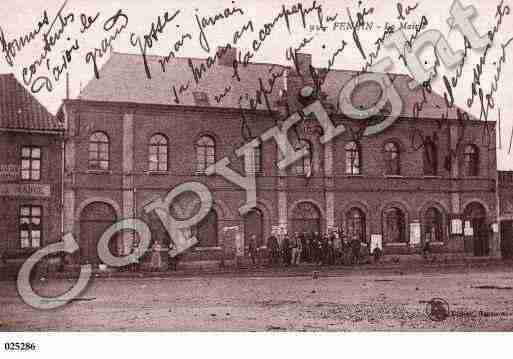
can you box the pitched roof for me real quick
[0,74,63,131]
[79,52,475,121]
[80,52,287,111]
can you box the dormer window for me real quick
[193,91,209,106]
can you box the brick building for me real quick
[59,49,499,268]
[498,171,513,259]
[0,74,64,264]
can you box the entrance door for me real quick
[79,202,117,265]
[464,202,489,257]
[244,209,263,246]
[291,202,321,234]
[501,220,513,259]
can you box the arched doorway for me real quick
[244,208,264,246]
[194,209,218,247]
[464,202,489,256]
[346,208,366,242]
[382,206,406,244]
[423,207,444,243]
[501,220,513,259]
[291,202,321,234]
[79,202,117,265]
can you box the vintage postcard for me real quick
[0,0,512,355]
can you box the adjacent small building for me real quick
[0,74,64,265]
[498,171,513,258]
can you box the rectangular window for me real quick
[19,205,42,249]
[245,146,262,174]
[21,146,41,181]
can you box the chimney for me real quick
[285,53,315,112]
[217,46,237,66]
[294,53,312,77]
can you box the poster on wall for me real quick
[464,221,474,236]
[410,221,421,245]
[235,232,244,257]
[370,234,382,252]
[451,218,463,235]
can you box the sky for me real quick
[1,0,512,169]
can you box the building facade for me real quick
[0,74,64,265]
[498,171,513,259]
[60,50,500,268]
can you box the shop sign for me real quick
[0,164,19,180]
[0,183,51,198]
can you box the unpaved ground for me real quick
[1,268,513,331]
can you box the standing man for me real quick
[311,232,320,264]
[267,234,280,267]
[282,234,291,267]
[130,235,143,272]
[300,232,308,262]
[150,239,164,271]
[351,238,361,265]
[248,234,260,266]
[305,232,313,263]
[291,233,302,266]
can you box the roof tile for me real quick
[0,74,63,131]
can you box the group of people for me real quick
[247,230,381,267]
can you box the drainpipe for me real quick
[495,170,501,259]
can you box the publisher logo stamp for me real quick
[425,298,450,322]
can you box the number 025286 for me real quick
[4,342,37,351]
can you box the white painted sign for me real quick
[464,221,474,236]
[0,164,19,180]
[222,225,239,232]
[410,221,421,245]
[370,234,382,252]
[451,218,463,235]
[235,232,244,257]
[0,183,51,197]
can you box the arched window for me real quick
[196,136,215,174]
[383,207,406,243]
[89,132,109,170]
[463,202,489,256]
[384,142,400,175]
[424,207,443,242]
[245,144,262,174]
[345,141,360,175]
[346,208,366,242]
[149,134,168,171]
[291,202,321,234]
[293,140,312,177]
[464,144,479,177]
[423,138,438,175]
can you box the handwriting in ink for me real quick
[85,9,129,79]
[21,0,74,93]
[346,5,375,60]
[42,0,74,53]
[397,2,418,20]
[285,36,315,76]
[195,5,244,53]
[80,12,100,33]
[130,9,180,79]
[171,80,190,104]
[0,10,49,66]
[466,1,510,123]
